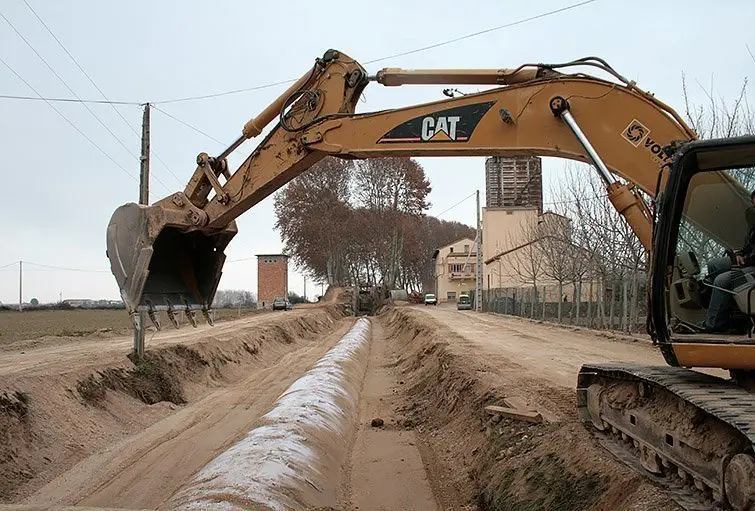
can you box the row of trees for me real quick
[503,78,754,331]
[274,157,474,291]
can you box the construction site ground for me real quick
[0,297,692,510]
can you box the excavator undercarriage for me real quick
[579,365,755,510]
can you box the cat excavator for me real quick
[106,50,755,509]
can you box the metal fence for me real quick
[481,282,647,333]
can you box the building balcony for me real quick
[448,272,475,280]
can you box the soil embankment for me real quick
[381,306,680,511]
[1,305,348,507]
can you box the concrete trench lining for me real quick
[168,318,372,511]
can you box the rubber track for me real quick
[579,364,755,446]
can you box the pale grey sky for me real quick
[0,0,753,304]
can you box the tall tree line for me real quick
[274,157,474,291]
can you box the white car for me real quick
[424,293,437,305]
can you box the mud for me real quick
[169,318,372,511]
[382,307,680,511]
[0,306,345,504]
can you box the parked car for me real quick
[457,294,473,310]
[424,293,437,306]
[272,297,292,311]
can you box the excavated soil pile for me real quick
[382,308,679,511]
[0,306,344,503]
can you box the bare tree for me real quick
[506,216,546,318]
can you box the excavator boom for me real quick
[106,50,698,317]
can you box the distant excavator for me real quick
[106,50,755,509]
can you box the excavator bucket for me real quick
[106,202,237,314]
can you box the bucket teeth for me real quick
[203,308,215,327]
[166,301,181,329]
[187,309,198,328]
[148,310,161,331]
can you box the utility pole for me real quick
[475,190,483,312]
[18,261,22,312]
[303,275,307,302]
[134,103,150,360]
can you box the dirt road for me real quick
[416,303,670,388]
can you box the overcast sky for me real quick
[0,0,753,304]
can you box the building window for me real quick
[447,291,456,301]
[464,244,470,253]
[448,263,474,274]
[449,247,454,253]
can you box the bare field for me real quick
[0,308,265,345]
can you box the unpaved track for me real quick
[417,304,724,388]
[0,310,314,378]
[341,320,438,511]
[20,318,355,509]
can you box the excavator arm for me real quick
[106,49,697,321]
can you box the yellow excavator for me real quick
[106,50,755,509]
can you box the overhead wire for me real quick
[152,105,225,146]
[363,0,600,65]
[0,261,110,273]
[21,0,185,187]
[0,10,173,192]
[152,105,251,159]
[150,0,601,105]
[434,192,477,218]
[0,11,175,192]
[0,54,138,183]
[24,261,110,273]
[0,94,139,104]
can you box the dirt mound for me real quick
[381,308,679,511]
[0,307,344,503]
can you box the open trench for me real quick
[1,303,686,510]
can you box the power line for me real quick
[0,54,138,183]
[154,79,296,105]
[20,0,184,187]
[0,10,163,186]
[151,0,600,104]
[543,193,609,207]
[226,256,257,263]
[363,0,600,65]
[434,192,477,218]
[153,105,225,146]
[0,94,139,104]
[747,44,755,66]
[0,261,110,273]
[24,262,110,273]
[152,105,251,159]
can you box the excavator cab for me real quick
[650,135,755,367]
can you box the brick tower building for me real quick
[256,254,289,308]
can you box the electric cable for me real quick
[0,54,139,183]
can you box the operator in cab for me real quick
[701,190,755,333]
